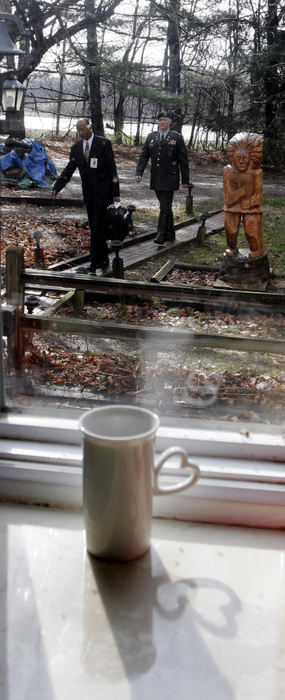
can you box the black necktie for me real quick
[84,142,89,160]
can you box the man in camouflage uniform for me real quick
[135,111,189,245]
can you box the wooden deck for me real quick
[72,210,225,274]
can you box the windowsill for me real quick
[0,502,284,699]
[0,408,285,528]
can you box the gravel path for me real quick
[48,153,285,210]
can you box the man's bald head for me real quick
[76,119,93,140]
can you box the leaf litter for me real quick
[2,151,285,423]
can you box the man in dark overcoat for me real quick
[135,111,189,245]
[51,118,120,272]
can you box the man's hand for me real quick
[181,183,188,188]
[136,175,141,183]
[50,190,56,199]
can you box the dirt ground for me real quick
[1,140,284,274]
[1,139,284,225]
[45,140,285,210]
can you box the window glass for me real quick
[1,122,285,475]
[2,320,285,432]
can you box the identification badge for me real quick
[90,157,98,168]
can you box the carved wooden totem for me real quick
[223,132,264,259]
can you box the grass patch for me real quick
[133,207,157,228]
[263,197,285,274]
[198,198,223,212]
[127,195,285,284]
[134,204,196,230]
[180,346,284,376]
[179,232,226,266]
[178,196,285,273]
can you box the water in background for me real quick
[24,113,211,142]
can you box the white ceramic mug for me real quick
[79,405,200,561]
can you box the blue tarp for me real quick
[24,140,57,186]
[0,149,23,170]
[0,139,57,187]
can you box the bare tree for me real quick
[264,0,284,138]
[55,39,66,136]
[1,0,124,84]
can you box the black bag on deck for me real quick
[105,203,133,242]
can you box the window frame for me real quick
[1,406,284,529]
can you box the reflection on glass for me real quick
[1,124,285,431]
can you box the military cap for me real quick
[158,110,172,119]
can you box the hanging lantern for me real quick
[2,75,25,112]
[0,21,25,58]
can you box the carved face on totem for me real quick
[232,149,250,172]
[227,132,263,171]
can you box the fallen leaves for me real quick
[16,336,285,422]
[22,343,139,395]
[0,205,90,269]
[2,174,285,423]
[58,299,285,341]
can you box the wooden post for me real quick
[6,247,25,370]
[195,223,207,247]
[111,242,124,279]
[151,260,174,283]
[186,183,194,215]
[194,212,209,248]
[72,290,85,313]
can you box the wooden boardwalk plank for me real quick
[72,210,225,273]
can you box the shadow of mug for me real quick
[81,547,240,698]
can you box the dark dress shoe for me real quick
[153,236,165,246]
[91,259,109,270]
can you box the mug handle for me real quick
[153,447,200,495]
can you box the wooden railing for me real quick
[4,247,285,374]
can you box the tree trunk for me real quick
[114,94,126,143]
[55,40,66,137]
[86,21,104,135]
[227,74,237,140]
[188,90,201,147]
[226,0,241,140]
[167,0,182,131]
[248,0,263,127]
[82,72,89,118]
[134,95,143,146]
[264,0,280,138]
[113,0,142,143]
